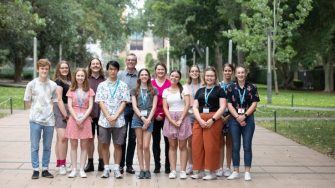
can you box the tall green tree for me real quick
[295,0,335,92]
[224,0,312,91]
[0,0,45,82]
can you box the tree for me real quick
[223,0,312,91]
[0,0,45,82]
[294,0,335,92]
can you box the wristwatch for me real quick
[244,113,249,118]
[211,117,216,122]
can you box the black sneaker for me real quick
[98,159,104,172]
[126,166,135,174]
[41,170,54,178]
[84,160,94,172]
[165,167,171,174]
[32,170,39,179]
[119,167,124,174]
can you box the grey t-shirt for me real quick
[131,87,158,119]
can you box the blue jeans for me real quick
[120,105,136,168]
[229,115,255,168]
[30,121,54,169]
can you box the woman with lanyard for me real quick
[53,61,71,175]
[131,68,158,179]
[162,70,191,179]
[184,65,202,175]
[226,65,260,181]
[66,68,95,178]
[191,67,226,180]
[216,63,234,177]
[151,63,171,174]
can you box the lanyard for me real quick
[238,88,246,106]
[220,81,229,94]
[75,89,86,109]
[109,80,120,98]
[140,88,148,107]
[204,86,214,105]
[191,83,200,98]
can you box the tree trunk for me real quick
[14,57,24,83]
[237,47,245,65]
[215,45,223,81]
[324,60,334,92]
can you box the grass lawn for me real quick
[257,84,335,107]
[255,106,335,117]
[0,86,25,109]
[257,120,335,159]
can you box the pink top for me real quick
[151,79,171,118]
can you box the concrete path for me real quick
[0,110,334,188]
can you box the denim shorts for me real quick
[131,117,154,132]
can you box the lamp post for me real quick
[267,28,272,104]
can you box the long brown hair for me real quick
[187,64,201,85]
[170,70,184,99]
[54,60,72,81]
[70,68,89,92]
[87,58,104,77]
[134,68,155,99]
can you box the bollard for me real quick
[274,110,277,132]
[10,97,13,114]
[291,94,294,107]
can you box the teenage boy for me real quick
[95,61,130,179]
[24,59,58,179]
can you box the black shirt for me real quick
[227,81,260,111]
[194,85,226,113]
[55,79,70,104]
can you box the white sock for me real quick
[104,165,110,170]
[114,164,120,170]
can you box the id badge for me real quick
[203,107,210,114]
[237,108,245,114]
[141,110,148,117]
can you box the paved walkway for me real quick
[0,110,334,188]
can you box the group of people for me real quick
[24,53,260,181]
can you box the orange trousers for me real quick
[192,112,223,171]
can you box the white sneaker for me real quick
[244,172,252,181]
[79,169,87,178]
[202,172,217,180]
[227,171,239,180]
[114,169,123,179]
[180,171,187,179]
[190,170,205,179]
[223,168,232,177]
[216,168,224,177]
[168,170,177,179]
[101,169,110,178]
[186,165,193,175]
[68,169,77,178]
[59,166,67,175]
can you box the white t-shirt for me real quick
[162,86,190,112]
[24,78,58,126]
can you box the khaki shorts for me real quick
[98,126,126,145]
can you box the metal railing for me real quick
[0,97,13,115]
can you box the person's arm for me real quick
[83,95,94,121]
[56,86,68,119]
[148,95,158,122]
[192,99,206,128]
[206,97,226,128]
[228,102,247,126]
[132,95,142,118]
[113,101,127,120]
[177,94,190,125]
[25,101,31,109]
[163,97,177,126]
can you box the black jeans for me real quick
[152,119,170,170]
[120,105,136,168]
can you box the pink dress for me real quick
[65,88,95,139]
